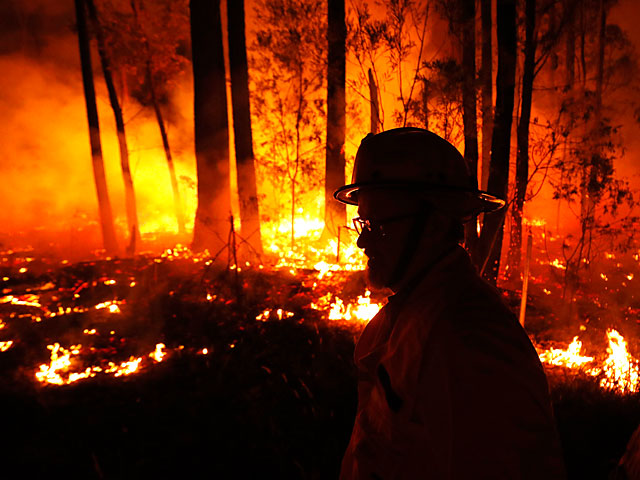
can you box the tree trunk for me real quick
[584,0,606,255]
[86,0,140,253]
[129,0,186,237]
[368,68,380,134]
[594,0,605,125]
[480,0,493,192]
[190,0,232,253]
[507,0,536,279]
[227,0,263,255]
[461,0,480,258]
[565,4,575,90]
[324,0,347,236]
[148,71,187,236]
[421,78,429,130]
[74,0,118,255]
[478,0,517,284]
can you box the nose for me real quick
[356,228,372,250]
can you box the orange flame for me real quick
[537,329,639,394]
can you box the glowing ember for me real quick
[0,294,42,308]
[36,343,86,385]
[106,357,142,377]
[35,343,164,385]
[94,301,122,313]
[255,308,295,321]
[149,343,166,362]
[0,340,13,352]
[549,259,567,270]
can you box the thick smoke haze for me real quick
[1,0,639,255]
[0,1,196,254]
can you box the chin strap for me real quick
[388,209,430,289]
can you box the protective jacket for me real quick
[340,246,566,479]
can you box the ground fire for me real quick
[1,219,638,393]
[3,0,640,477]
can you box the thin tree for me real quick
[227,0,263,255]
[369,68,380,133]
[86,0,140,253]
[506,0,536,276]
[324,0,347,237]
[480,0,493,192]
[250,0,326,250]
[74,0,118,255]
[130,0,187,236]
[507,0,582,279]
[478,0,517,284]
[347,0,429,130]
[190,0,232,253]
[420,77,429,130]
[460,0,480,256]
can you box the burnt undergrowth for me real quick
[0,251,638,479]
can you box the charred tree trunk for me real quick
[478,0,516,284]
[324,0,347,236]
[227,0,263,255]
[565,6,575,91]
[74,0,118,255]
[461,0,480,258]
[190,0,231,253]
[557,1,575,231]
[584,0,606,257]
[368,68,380,134]
[507,0,536,279]
[480,0,493,192]
[86,0,140,253]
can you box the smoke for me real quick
[0,3,197,255]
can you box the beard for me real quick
[365,257,391,290]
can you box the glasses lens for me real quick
[353,217,362,235]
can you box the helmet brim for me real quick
[333,181,505,219]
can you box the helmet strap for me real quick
[388,208,430,290]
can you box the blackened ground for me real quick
[2,327,639,479]
[1,316,358,479]
[0,256,638,479]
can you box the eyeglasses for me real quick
[352,213,420,236]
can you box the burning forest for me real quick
[2,0,640,478]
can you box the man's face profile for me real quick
[356,189,421,290]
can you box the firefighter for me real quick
[334,128,566,479]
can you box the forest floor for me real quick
[0,246,639,479]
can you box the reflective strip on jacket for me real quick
[340,246,566,480]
